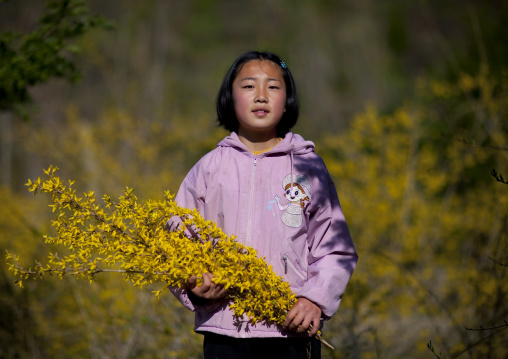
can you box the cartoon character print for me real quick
[274,174,311,228]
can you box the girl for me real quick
[168,51,357,359]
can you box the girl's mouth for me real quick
[253,109,269,116]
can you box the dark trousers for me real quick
[203,332,321,359]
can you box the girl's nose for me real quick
[255,88,267,103]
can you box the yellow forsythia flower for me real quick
[8,166,296,326]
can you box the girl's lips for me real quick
[252,109,270,115]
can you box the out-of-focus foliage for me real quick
[0,0,112,118]
[1,0,507,358]
[319,67,508,358]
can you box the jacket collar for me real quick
[217,131,315,157]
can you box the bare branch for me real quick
[466,321,508,331]
[488,256,508,267]
[491,169,508,185]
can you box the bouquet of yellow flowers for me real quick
[7,166,332,348]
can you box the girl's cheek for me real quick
[275,96,287,113]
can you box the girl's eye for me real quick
[295,191,299,196]
[286,190,290,195]
[269,86,279,90]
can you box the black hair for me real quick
[216,51,299,137]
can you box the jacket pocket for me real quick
[281,250,307,289]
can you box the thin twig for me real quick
[452,137,508,152]
[488,256,508,267]
[465,321,508,331]
[491,169,508,185]
[451,327,508,358]
[315,333,334,350]
[427,340,446,359]
[309,324,334,350]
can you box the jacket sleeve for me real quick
[165,166,226,313]
[297,164,358,319]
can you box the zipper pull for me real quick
[283,255,288,274]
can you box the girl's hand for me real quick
[187,272,226,300]
[274,195,281,202]
[283,297,322,336]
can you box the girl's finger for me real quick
[308,319,319,336]
[282,311,296,328]
[202,272,213,285]
[187,275,197,289]
[216,286,226,298]
[297,315,312,333]
[288,312,305,331]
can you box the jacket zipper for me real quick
[282,255,306,280]
[246,156,257,246]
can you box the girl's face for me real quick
[232,59,286,139]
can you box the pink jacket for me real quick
[168,132,357,338]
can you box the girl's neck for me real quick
[237,130,280,153]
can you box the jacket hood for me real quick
[217,131,315,156]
